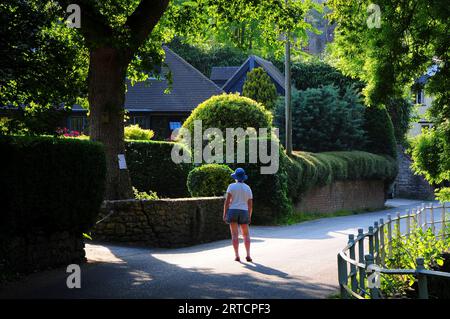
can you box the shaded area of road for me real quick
[0,199,438,299]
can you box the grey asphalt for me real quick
[0,199,439,299]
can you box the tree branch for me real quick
[125,0,170,50]
[56,0,114,45]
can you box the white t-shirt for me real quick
[226,182,253,211]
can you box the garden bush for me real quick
[187,164,233,197]
[126,140,193,198]
[242,67,278,111]
[183,93,273,137]
[275,85,367,152]
[363,105,397,159]
[124,124,154,141]
[0,135,106,237]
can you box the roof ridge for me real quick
[163,45,224,92]
[222,56,252,90]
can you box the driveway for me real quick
[0,199,438,299]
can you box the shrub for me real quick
[363,105,397,159]
[124,124,154,141]
[183,93,273,137]
[126,140,193,198]
[187,164,234,197]
[242,67,278,111]
[0,135,106,237]
[289,61,365,95]
[132,187,159,200]
[410,127,450,201]
[275,85,367,152]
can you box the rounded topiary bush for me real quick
[182,93,273,135]
[363,105,397,159]
[187,164,234,197]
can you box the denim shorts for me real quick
[226,209,250,225]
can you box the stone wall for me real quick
[92,197,229,248]
[394,145,434,200]
[1,231,85,276]
[295,180,386,214]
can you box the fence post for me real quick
[406,210,411,235]
[387,214,392,258]
[337,253,349,299]
[379,218,385,265]
[396,212,401,238]
[357,228,365,295]
[411,208,417,228]
[365,254,381,299]
[416,257,429,299]
[368,226,374,257]
[423,203,427,229]
[430,203,435,235]
[442,202,447,240]
[418,205,422,230]
[374,221,380,264]
[348,234,358,294]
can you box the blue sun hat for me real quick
[231,167,248,182]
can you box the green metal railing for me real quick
[337,202,450,299]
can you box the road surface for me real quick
[0,199,439,299]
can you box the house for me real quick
[68,46,223,139]
[393,64,438,200]
[408,64,438,137]
[210,55,285,95]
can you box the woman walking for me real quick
[223,168,253,262]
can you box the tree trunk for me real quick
[88,47,132,200]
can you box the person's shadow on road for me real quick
[242,262,291,279]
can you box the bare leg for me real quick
[240,224,251,259]
[229,223,239,259]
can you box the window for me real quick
[416,89,424,104]
[69,116,88,133]
[132,116,148,129]
[169,121,182,130]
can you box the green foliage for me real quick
[187,164,233,197]
[168,38,247,77]
[124,124,154,141]
[386,97,414,145]
[0,106,69,136]
[132,187,159,200]
[0,0,88,110]
[125,140,193,198]
[242,67,278,111]
[410,127,450,201]
[362,105,397,159]
[0,135,106,237]
[290,61,365,95]
[382,225,450,297]
[275,85,367,152]
[183,93,273,135]
[327,0,448,111]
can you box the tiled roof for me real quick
[124,46,223,112]
[210,66,240,81]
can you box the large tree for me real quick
[1,0,313,199]
[327,0,449,199]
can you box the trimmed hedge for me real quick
[126,140,193,198]
[0,135,106,236]
[187,164,234,197]
[183,93,273,136]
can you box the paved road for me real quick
[0,199,439,299]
